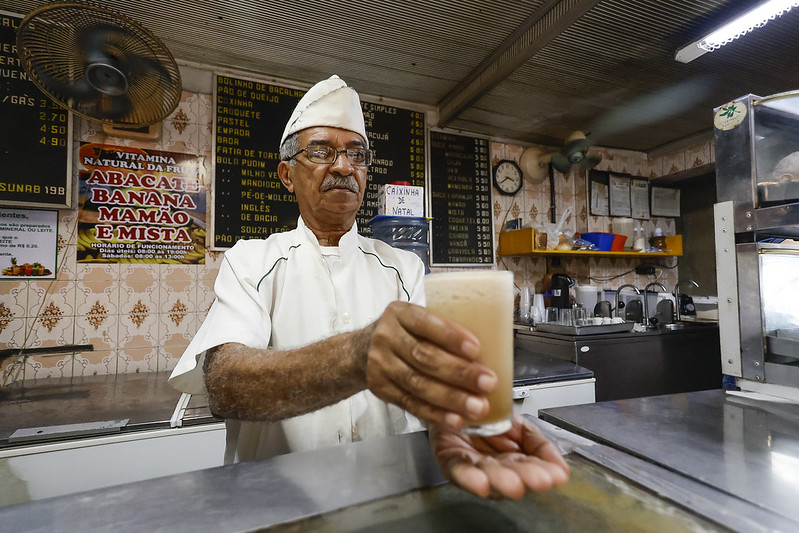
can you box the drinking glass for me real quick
[545,307,559,324]
[424,270,513,436]
[559,308,574,326]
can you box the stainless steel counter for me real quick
[0,408,793,532]
[541,389,799,531]
[0,372,218,448]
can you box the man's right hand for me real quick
[362,301,498,430]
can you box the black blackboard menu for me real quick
[358,102,426,235]
[428,131,494,265]
[212,74,303,248]
[211,73,426,248]
[0,11,72,209]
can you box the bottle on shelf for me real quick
[632,226,646,252]
[649,227,666,251]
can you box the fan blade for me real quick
[562,138,590,160]
[551,152,573,174]
[31,64,97,103]
[123,54,176,86]
[579,154,603,171]
[95,94,133,120]
[79,23,140,56]
[589,76,714,144]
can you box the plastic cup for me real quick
[545,307,560,323]
[424,270,513,436]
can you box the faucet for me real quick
[673,280,699,322]
[615,284,641,319]
[643,282,667,327]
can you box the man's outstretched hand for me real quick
[429,414,570,500]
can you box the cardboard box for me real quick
[499,228,535,255]
[377,184,424,217]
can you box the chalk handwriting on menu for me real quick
[0,10,71,208]
[428,131,493,265]
[211,74,426,248]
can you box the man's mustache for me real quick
[321,176,360,194]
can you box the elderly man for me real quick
[169,75,568,499]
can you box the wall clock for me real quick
[493,159,523,195]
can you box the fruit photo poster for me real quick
[77,143,207,264]
[0,208,57,279]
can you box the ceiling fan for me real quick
[519,130,603,183]
[15,2,182,128]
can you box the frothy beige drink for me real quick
[424,270,513,436]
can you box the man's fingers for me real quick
[391,302,481,361]
[513,457,569,490]
[448,463,491,498]
[450,456,566,500]
[365,302,500,426]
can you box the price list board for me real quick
[212,74,304,249]
[212,73,426,248]
[428,131,494,266]
[358,103,425,235]
[0,11,72,208]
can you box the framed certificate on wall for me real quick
[651,186,680,217]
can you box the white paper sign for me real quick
[630,179,651,219]
[651,187,681,217]
[0,208,58,279]
[609,174,632,217]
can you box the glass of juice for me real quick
[424,270,513,436]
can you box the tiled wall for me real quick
[0,90,220,383]
[490,140,715,296]
[0,87,715,384]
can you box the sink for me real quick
[658,321,717,331]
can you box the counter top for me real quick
[540,389,799,530]
[0,372,218,448]
[0,409,781,532]
[0,355,586,450]
[514,320,718,341]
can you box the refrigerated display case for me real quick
[714,91,799,401]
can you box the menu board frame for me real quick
[210,72,303,250]
[210,72,428,249]
[0,10,73,209]
[427,129,495,267]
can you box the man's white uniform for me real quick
[169,217,425,462]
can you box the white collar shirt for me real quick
[169,217,426,462]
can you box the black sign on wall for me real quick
[212,74,303,249]
[428,130,494,265]
[211,74,426,249]
[358,102,426,235]
[0,11,72,209]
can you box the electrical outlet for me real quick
[635,265,656,275]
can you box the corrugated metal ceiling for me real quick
[3,0,799,155]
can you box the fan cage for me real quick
[16,2,181,127]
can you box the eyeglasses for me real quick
[284,143,373,167]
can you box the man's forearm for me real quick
[204,324,375,421]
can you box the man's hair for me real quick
[279,132,300,166]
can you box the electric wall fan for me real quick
[16,2,181,127]
[549,131,603,174]
[519,131,603,183]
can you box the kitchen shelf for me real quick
[498,228,682,257]
[499,249,682,257]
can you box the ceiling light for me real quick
[675,0,799,63]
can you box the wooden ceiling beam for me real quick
[437,0,602,127]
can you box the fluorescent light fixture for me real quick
[676,0,799,63]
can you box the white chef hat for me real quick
[280,75,368,148]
